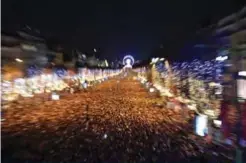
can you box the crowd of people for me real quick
[2,75,233,163]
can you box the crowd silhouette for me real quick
[2,76,233,163]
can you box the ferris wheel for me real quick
[123,55,135,69]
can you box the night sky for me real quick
[2,0,245,61]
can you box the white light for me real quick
[239,71,246,76]
[94,48,97,52]
[151,58,159,63]
[103,134,108,139]
[123,55,135,66]
[15,58,23,62]
[195,115,208,136]
[51,93,60,100]
[105,60,109,67]
[213,120,222,127]
[149,88,155,93]
[83,83,88,89]
[216,56,228,61]
[126,59,131,65]
[160,58,165,61]
[237,79,246,99]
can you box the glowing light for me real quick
[15,58,23,62]
[216,56,228,61]
[83,83,88,89]
[195,115,208,136]
[237,79,246,99]
[151,58,159,64]
[1,68,121,101]
[105,60,109,67]
[213,120,222,128]
[123,55,135,66]
[238,71,246,76]
[103,134,108,139]
[126,59,131,65]
[149,88,155,93]
[51,93,60,100]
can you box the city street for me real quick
[1,76,227,162]
[2,2,246,163]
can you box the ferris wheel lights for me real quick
[123,55,134,69]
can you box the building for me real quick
[214,6,246,98]
[215,6,246,57]
[214,6,246,150]
[1,30,49,68]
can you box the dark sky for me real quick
[2,0,245,61]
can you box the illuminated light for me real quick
[149,88,155,93]
[105,60,109,67]
[103,134,108,139]
[160,58,165,61]
[213,120,222,128]
[123,55,135,67]
[237,79,246,99]
[15,58,23,62]
[94,48,97,52]
[151,58,159,64]
[216,56,228,61]
[51,93,60,100]
[195,115,208,136]
[209,82,221,87]
[21,44,37,51]
[83,83,88,89]
[238,71,246,76]
[126,58,131,65]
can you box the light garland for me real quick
[136,59,223,118]
[1,68,121,102]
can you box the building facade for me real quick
[1,30,49,68]
[215,6,246,147]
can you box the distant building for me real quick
[1,30,49,68]
[214,6,246,77]
[74,50,87,67]
[215,6,246,51]
[53,52,64,65]
[64,57,76,69]
[85,55,96,67]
